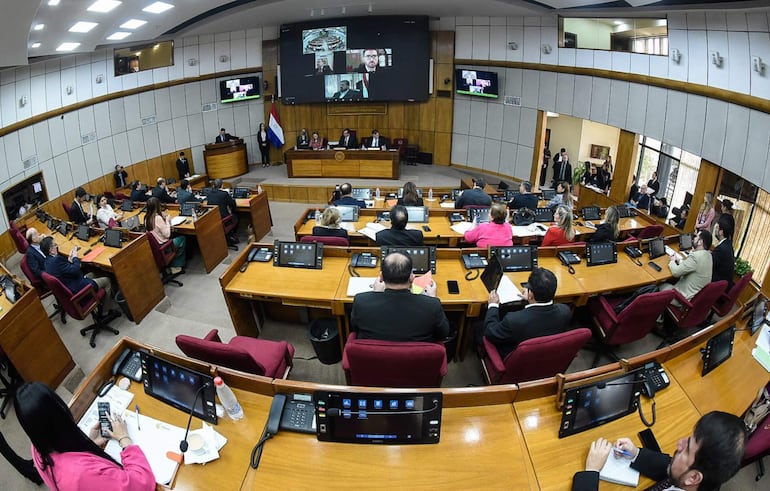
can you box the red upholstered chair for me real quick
[223,213,238,251]
[299,235,349,247]
[61,201,72,218]
[633,225,664,240]
[9,228,28,254]
[147,233,183,287]
[666,281,728,331]
[20,255,65,323]
[175,329,294,379]
[480,328,592,384]
[588,290,676,366]
[712,271,753,317]
[41,272,120,348]
[342,333,447,388]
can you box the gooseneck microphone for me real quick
[179,382,210,453]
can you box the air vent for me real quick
[141,115,157,126]
[80,132,97,145]
[504,95,521,107]
[22,156,38,169]
[201,103,217,112]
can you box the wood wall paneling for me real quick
[684,159,721,231]
[609,130,640,203]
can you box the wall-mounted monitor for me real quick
[455,69,499,99]
[280,16,430,104]
[219,76,261,103]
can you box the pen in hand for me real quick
[613,446,633,458]
[135,404,141,430]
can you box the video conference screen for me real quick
[279,16,430,103]
[455,69,499,98]
[219,76,260,103]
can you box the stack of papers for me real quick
[347,277,378,296]
[753,323,770,372]
[440,202,456,208]
[451,222,474,234]
[358,222,386,241]
[511,225,546,237]
[497,275,524,304]
[600,453,640,486]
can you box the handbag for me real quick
[513,208,535,226]
[744,381,770,433]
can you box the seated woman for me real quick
[587,205,619,242]
[144,197,186,273]
[463,202,513,248]
[312,207,349,239]
[541,204,577,246]
[309,131,326,150]
[397,181,423,207]
[95,194,122,229]
[547,181,574,210]
[15,382,155,491]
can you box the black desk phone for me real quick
[113,348,143,382]
[639,362,669,398]
[249,247,273,262]
[625,246,643,259]
[558,251,580,265]
[266,393,316,434]
[352,252,378,268]
[462,253,488,269]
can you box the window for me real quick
[635,136,695,211]
[560,17,667,55]
[739,189,770,286]
[114,41,174,76]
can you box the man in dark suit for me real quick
[69,187,94,226]
[455,178,493,209]
[113,164,128,188]
[332,80,360,100]
[508,181,539,210]
[151,178,176,204]
[129,180,148,202]
[176,151,190,180]
[375,205,424,246]
[176,179,199,205]
[333,182,366,208]
[711,214,735,290]
[351,251,449,342]
[206,178,238,244]
[24,227,47,281]
[215,128,237,143]
[571,411,746,491]
[362,129,388,150]
[338,128,358,149]
[552,149,572,186]
[482,267,571,359]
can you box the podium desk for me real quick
[285,149,399,179]
[234,191,272,242]
[204,140,248,179]
[159,206,228,274]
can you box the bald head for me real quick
[26,227,42,245]
[381,251,413,287]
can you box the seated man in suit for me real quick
[129,180,148,202]
[113,164,128,188]
[69,187,94,226]
[507,181,538,210]
[206,178,238,244]
[630,183,652,211]
[332,80,361,100]
[296,128,310,149]
[333,182,366,208]
[375,205,424,246]
[482,267,571,359]
[40,236,117,311]
[455,178,493,209]
[25,227,47,281]
[338,128,358,149]
[711,214,735,290]
[351,251,449,342]
[176,151,191,180]
[571,411,745,491]
[660,229,713,302]
[215,128,237,143]
[151,178,177,204]
[362,129,388,150]
[175,179,200,205]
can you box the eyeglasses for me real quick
[364,54,378,58]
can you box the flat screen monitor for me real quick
[455,69,499,99]
[314,390,442,444]
[331,205,360,222]
[380,246,436,274]
[351,188,372,200]
[617,205,632,218]
[466,207,491,223]
[397,187,423,198]
[280,16,430,104]
[273,240,324,269]
[480,255,504,292]
[679,233,693,251]
[140,352,217,424]
[647,237,666,259]
[405,206,429,223]
[233,187,250,199]
[490,246,538,272]
[581,206,601,221]
[219,76,260,103]
[541,189,556,200]
[180,202,201,216]
[534,207,554,222]
[1,171,49,223]
[120,200,134,212]
[76,224,90,241]
[701,325,736,376]
[504,190,521,201]
[585,242,618,266]
[57,221,69,236]
[559,370,642,438]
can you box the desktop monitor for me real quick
[534,208,554,223]
[331,205,360,222]
[351,188,372,200]
[647,237,666,259]
[679,233,693,251]
[466,207,491,223]
[405,206,429,223]
[490,246,538,272]
[581,206,601,221]
[541,189,556,200]
[701,325,736,376]
[273,240,324,269]
[380,246,436,274]
[585,242,618,266]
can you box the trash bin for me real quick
[308,318,342,364]
[115,290,133,322]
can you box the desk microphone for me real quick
[179,382,211,453]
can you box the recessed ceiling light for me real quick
[88,0,121,13]
[69,22,98,33]
[107,31,131,40]
[142,2,174,14]
[31,43,41,48]
[120,19,147,29]
[33,24,45,31]
[48,0,60,5]
[56,42,81,52]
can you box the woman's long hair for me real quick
[402,181,420,206]
[556,204,575,241]
[700,192,714,215]
[557,181,574,209]
[604,205,620,240]
[15,382,121,470]
[144,197,162,232]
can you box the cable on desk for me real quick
[250,427,274,469]
[638,396,656,428]
[348,263,360,277]
[464,269,480,281]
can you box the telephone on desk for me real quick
[625,246,643,259]
[462,253,487,269]
[351,252,378,268]
[639,362,669,398]
[113,348,143,382]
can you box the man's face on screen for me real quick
[364,50,378,70]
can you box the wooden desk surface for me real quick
[515,376,701,490]
[295,215,463,245]
[573,254,659,295]
[506,256,586,303]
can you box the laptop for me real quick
[103,228,123,248]
[541,189,556,200]
[534,207,555,222]
[120,200,134,211]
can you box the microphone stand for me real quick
[179,383,210,453]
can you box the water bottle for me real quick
[214,376,243,420]
[375,187,381,199]
[315,209,321,224]
[192,208,197,222]
[428,188,433,200]
[257,184,263,194]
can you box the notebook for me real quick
[599,452,640,486]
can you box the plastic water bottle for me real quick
[315,209,321,224]
[214,376,243,420]
[257,184,263,194]
[375,187,381,199]
[192,208,197,222]
[428,188,433,200]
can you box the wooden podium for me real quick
[204,139,248,179]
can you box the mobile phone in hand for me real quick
[97,402,112,438]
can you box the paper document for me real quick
[497,275,523,304]
[599,453,640,487]
[358,222,386,241]
[451,222,474,234]
[511,225,546,237]
[411,272,434,294]
[664,246,683,261]
[77,386,135,436]
[340,222,357,231]
[170,216,186,226]
[440,202,455,208]
[347,277,378,296]
[183,423,228,465]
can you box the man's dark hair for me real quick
[698,229,713,250]
[527,267,558,303]
[691,411,746,490]
[213,178,223,189]
[340,182,353,196]
[560,147,566,153]
[75,187,87,198]
[475,178,486,189]
[132,180,141,189]
[180,179,190,190]
[521,181,532,192]
[40,236,54,256]
[115,164,121,170]
[220,127,226,132]
[381,251,412,285]
[717,214,733,240]
[390,205,408,230]
[179,151,185,156]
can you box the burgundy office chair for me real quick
[480,328,591,384]
[588,290,676,366]
[342,333,447,388]
[175,329,294,379]
[659,281,728,347]
[299,235,349,247]
[712,271,753,317]
[40,272,120,348]
[19,255,65,323]
[61,201,72,218]
[10,228,28,254]
[633,225,664,240]
[146,233,183,287]
[223,213,238,251]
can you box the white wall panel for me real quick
[489,26,507,61]
[537,71,556,112]
[81,140,104,177]
[111,132,130,167]
[681,94,707,155]
[483,138,501,173]
[700,99,728,163]
[748,32,770,100]
[48,117,67,157]
[172,116,191,149]
[4,133,22,179]
[187,113,205,147]
[499,142,517,176]
[607,80,629,130]
[30,75,47,116]
[668,29,688,81]
[97,137,116,170]
[747,12,769,32]
[169,47,184,81]
[15,78,31,121]
[687,30,708,85]
[185,83,202,116]
[722,104,750,175]
[67,148,88,188]
[215,39,231,73]
[123,94,141,130]
[745,111,770,188]
[138,91,155,119]
[18,127,35,162]
[502,105,521,144]
[154,88,172,123]
[706,30,729,89]
[231,33,247,70]
[52,154,74,196]
[472,26,490,60]
[473,17,490,26]
[514,144,534,180]
[518,108,537,147]
[169,85,187,119]
[158,120,176,155]
[575,49,593,69]
[451,133,469,165]
[662,89,687,148]
[199,43,215,75]
[63,112,82,151]
[233,104,251,141]
[126,128,147,163]
[30,62,45,78]
[540,27,558,66]
[245,30,263,68]
[200,79,217,105]
[247,101,264,133]
[108,99,126,135]
[726,13,747,34]
[522,26,540,64]
[455,27,472,59]
[625,83,648,135]
[0,138,8,184]
[687,12,707,30]
[183,45,200,78]
[43,71,61,113]
[728,31,750,94]
[594,50,612,71]
[468,101,488,137]
[32,121,52,163]
[38,159,60,199]
[558,48,575,67]
[504,68,523,100]
[555,73,575,115]
[0,84,15,127]
[78,106,96,136]
[60,68,78,106]
[216,106,235,135]
[589,77,610,125]
[643,87,667,140]
[106,68,123,94]
[76,64,92,102]
[648,54,668,79]
[611,52,631,74]
[486,103,504,141]
[141,125,161,160]
[505,27,523,62]
[467,136,485,167]
[153,67,169,85]
[521,70,539,110]
[706,12,727,31]
[571,75,592,120]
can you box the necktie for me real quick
[374,139,378,147]
[644,478,674,491]
[345,136,348,146]
[560,163,565,180]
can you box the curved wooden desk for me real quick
[285,149,400,179]
[204,139,248,179]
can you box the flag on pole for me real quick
[267,102,284,148]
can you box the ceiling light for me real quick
[135,52,141,56]
[120,19,146,29]
[107,32,131,40]
[69,22,98,33]
[56,42,80,52]
[48,0,60,5]
[88,0,121,13]
[31,43,41,48]
[33,24,45,31]
[142,1,174,14]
